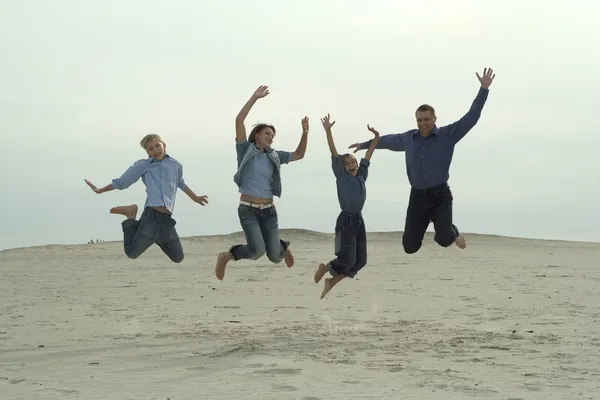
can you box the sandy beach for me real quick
[1,229,599,399]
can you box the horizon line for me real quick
[2,228,599,253]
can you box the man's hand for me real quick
[347,143,362,153]
[367,124,380,138]
[301,116,309,134]
[476,67,495,89]
[84,179,102,194]
[252,85,270,99]
[321,113,335,131]
[193,195,209,206]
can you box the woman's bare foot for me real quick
[284,248,294,268]
[314,263,328,283]
[455,234,467,249]
[215,252,232,281]
[321,275,345,299]
[110,204,138,220]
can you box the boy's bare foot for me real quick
[215,252,232,281]
[284,247,294,268]
[110,204,138,220]
[314,263,328,283]
[321,275,345,299]
[455,234,467,249]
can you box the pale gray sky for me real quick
[1,0,599,250]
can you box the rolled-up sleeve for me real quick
[236,139,251,168]
[277,150,292,165]
[331,155,344,178]
[177,164,187,190]
[111,159,147,190]
[358,158,370,181]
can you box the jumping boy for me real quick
[84,133,208,262]
[314,114,379,299]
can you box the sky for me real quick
[1,0,599,251]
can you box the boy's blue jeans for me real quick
[121,207,184,263]
[230,204,289,263]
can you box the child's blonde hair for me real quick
[140,133,164,149]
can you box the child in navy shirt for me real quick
[314,114,380,299]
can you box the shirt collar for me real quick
[253,143,273,153]
[412,125,439,137]
[149,154,171,163]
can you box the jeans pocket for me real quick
[336,213,354,231]
[139,220,158,240]
[262,207,280,231]
[165,226,179,241]
[433,186,452,199]
[238,204,254,219]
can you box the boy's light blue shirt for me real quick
[111,154,187,213]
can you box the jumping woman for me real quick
[215,85,309,280]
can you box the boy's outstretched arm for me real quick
[177,165,208,205]
[84,159,146,194]
[364,124,380,161]
[183,186,209,205]
[84,179,114,194]
[321,113,338,157]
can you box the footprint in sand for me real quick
[254,368,301,375]
[51,389,80,396]
[271,385,297,392]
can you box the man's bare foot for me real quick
[455,234,467,249]
[314,263,328,283]
[215,252,232,281]
[110,204,138,220]
[321,275,345,299]
[284,247,294,268]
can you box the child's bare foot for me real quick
[321,275,345,299]
[110,204,138,220]
[314,263,328,283]
[284,247,294,268]
[455,234,467,249]
[215,252,232,281]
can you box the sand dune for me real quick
[1,229,599,399]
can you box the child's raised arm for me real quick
[321,113,338,158]
[364,124,380,161]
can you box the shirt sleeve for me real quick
[331,155,344,179]
[358,158,370,181]
[235,138,252,168]
[111,159,147,190]
[276,150,292,165]
[360,133,406,152]
[177,163,187,190]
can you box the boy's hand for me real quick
[84,179,102,194]
[193,195,209,206]
[367,124,380,138]
[301,116,309,134]
[321,113,336,130]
